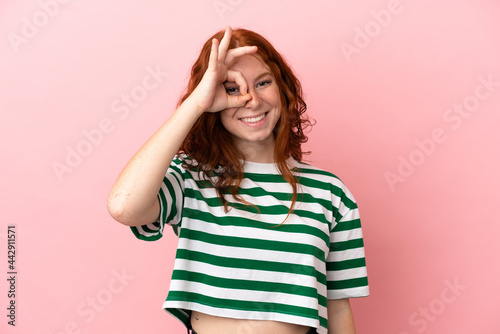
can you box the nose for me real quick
[244,88,262,110]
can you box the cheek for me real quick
[269,86,282,107]
[221,108,237,119]
[219,108,236,130]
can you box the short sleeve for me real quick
[130,155,186,241]
[326,183,369,299]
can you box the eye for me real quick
[257,80,272,88]
[224,85,240,95]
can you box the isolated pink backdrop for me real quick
[1,1,499,333]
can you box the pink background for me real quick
[1,1,499,333]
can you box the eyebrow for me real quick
[223,72,273,85]
[255,72,273,81]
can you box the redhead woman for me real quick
[107,26,369,334]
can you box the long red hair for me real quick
[178,28,313,223]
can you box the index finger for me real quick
[218,26,232,62]
[224,46,258,67]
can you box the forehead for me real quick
[229,54,272,76]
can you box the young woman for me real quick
[107,26,369,334]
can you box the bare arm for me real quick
[107,26,256,227]
[327,299,356,334]
[107,100,203,226]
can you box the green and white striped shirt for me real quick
[131,155,369,334]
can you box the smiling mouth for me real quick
[239,112,268,124]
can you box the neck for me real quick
[236,141,276,163]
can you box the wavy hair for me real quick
[178,28,314,224]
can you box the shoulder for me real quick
[173,153,195,166]
[293,159,357,203]
[172,153,204,172]
[172,154,224,180]
[292,159,343,185]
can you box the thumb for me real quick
[227,93,251,108]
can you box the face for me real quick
[220,54,282,160]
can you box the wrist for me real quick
[178,96,205,120]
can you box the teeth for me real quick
[241,113,265,123]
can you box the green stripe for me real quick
[242,172,343,197]
[338,195,356,211]
[166,303,327,332]
[332,218,361,232]
[326,258,366,271]
[167,291,319,320]
[242,186,331,209]
[138,221,160,233]
[327,276,368,290]
[175,249,326,282]
[184,204,330,233]
[292,164,340,180]
[169,164,184,181]
[163,176,180,223]
[158,186,168,226]
[176,157,337,178]
[183,167,345,205]
[165,307,190,327]
[182,171,211,187]
[172,156,184,165]
[319,315,327,329]
[171,270,327,306]
[171,225,179,237]
[181,229,326,260]
[185,188,333,223]
[181,165,360,224]
[330,238,364,252]
[231,186,333,214]
[130,225,162,241]
[179,159,348,209]
[182,207,330,245]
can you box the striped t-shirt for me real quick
[130,154,369,334]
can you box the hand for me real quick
[187,26,258,115]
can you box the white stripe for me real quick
[187,175,343,213]
[135,225,158,237]
[173,258,325,289]
[327,286,370,299]
[327,267,367,281]
[184,216,329,255]
[338,207,360,222]
[328,247,366,262]
[168,280,319,311]
[331,227,363,242]
[162,300,320,330]
[159,172,184,227]
[184,196,331,237]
